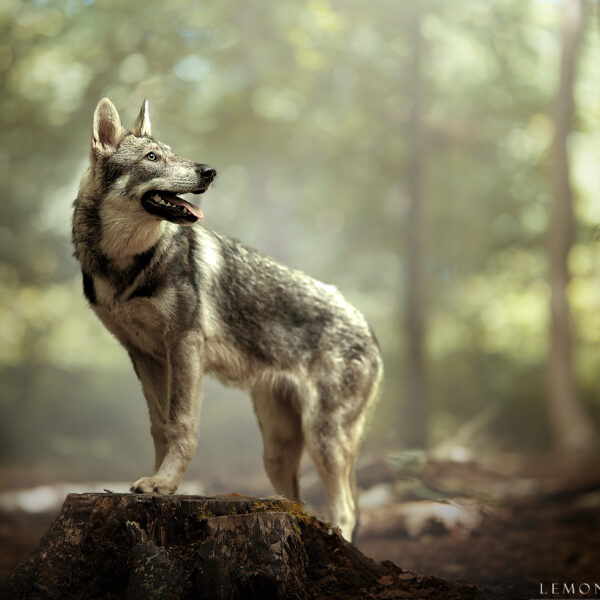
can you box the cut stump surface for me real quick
[1,493,483,599]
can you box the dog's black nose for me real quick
[197,164,216,181]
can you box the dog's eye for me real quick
[145,152,158,161]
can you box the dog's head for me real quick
[90,98,216,225]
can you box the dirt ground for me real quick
[353,455,600,600]
[2,453,600,599]
[357,491,600,599]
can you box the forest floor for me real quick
[1,452,599,599]
[354,455,600,600]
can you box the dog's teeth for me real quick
[150,194,189,214]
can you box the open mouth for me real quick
[141,189,207,224]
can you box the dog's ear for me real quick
[131,99,151,137]
[92,98,126,154]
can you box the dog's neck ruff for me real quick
[98,204,169,262]
[73,188,176,275]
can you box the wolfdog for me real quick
[72,98,383,540]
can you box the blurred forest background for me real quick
[0,0,599,495]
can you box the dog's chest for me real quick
[93,287,174,357]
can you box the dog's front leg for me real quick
[128,349,169,472]
[131,332,204,494]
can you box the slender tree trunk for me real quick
[547,0,597,457]
[403,4,427,448]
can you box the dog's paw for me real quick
[130,475,178,495]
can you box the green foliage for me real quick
[0,0,599,478]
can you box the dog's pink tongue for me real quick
[165,194,204,219]
[185,203,204,219]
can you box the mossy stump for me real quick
[1,493,483,600]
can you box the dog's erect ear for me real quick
[92,98,126,154]
[131,99,151,137]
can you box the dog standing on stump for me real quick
[72,98,383,541]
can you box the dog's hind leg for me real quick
[303,357,382,541]
[303,405,359,542]
[251,377,304,500]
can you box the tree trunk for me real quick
[1,493,483,600]
[404,2,428,448]
[547,0,598,457]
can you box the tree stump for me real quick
[1,493,483,599]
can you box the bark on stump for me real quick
[1,493,483,600]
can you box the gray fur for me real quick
[72,98,383,541]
